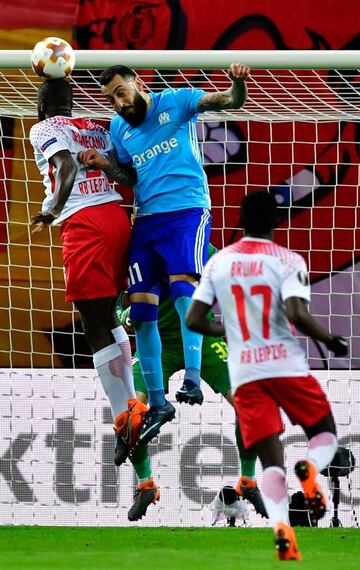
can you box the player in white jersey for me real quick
[186,191,348,561]
[30,78,147,467]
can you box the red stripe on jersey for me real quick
[86,169,102,179]
[251,284,272,339]
[231,284,250,341]
[42,116,108,134]
[223,239,298,268]
[68,118,89,130]
[227,239,286,257]
[48,163,56,193]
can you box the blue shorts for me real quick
[128,207,211,295]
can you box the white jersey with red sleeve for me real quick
[29,116,122,224]
[192,237,311,391]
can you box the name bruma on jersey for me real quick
[231,260,264,277]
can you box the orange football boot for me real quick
[295,460,327,521]
[114,398,148,466]
[236,476,268,518]
[128,477,160,521]
[274,522,302,561]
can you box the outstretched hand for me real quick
[327,335,348,358]
[31,210,59,234]
[78,149,109,170]
[228,63,251,82]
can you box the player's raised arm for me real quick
[197,63,250,113]
[79,148,137,187]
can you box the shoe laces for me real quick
[133,487,141,501]
[142,408,157,426]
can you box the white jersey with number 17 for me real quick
[192,237,311,392]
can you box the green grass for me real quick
[0,527,359,569]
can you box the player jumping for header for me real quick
[186,191,347,560]
[30,79,147,467]
[79,63,250,444]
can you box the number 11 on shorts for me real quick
[129,262,143,286]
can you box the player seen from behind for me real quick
[117,244,267,522]
[29,79,146,467]
[79,63,250,445]
[186,190,348,560]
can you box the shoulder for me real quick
[82,118,109,135]
[110,115,127,137]
[255,241,306,273]
[160,87,204,103]
[217,240,306,271]
[110,114,125,130]
[275,246,307,277]
[168,87,204,98]
[29,117,65,146]
[279,246,306,267]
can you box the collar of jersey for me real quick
[146,91,160,119]
[242,236,272,242]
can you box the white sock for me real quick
[111,325,137,400]
[262,466,289,526]
[93,343,128,419]
[307,432,338,472]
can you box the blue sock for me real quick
[174,295,203,387]
[135,321,165,408]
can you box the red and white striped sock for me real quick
[262,466,289,525]
[112,325,137,399]
[93,343,128,419]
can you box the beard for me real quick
[119,92,147,127]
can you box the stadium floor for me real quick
[0,527,359,569]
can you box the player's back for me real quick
[208,237,310,389]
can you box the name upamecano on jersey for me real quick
[72,131,107,150]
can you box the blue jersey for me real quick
[110,88,211,215]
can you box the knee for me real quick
[130,302,158,325]
[305,413,337,439]
[169,280,196,302]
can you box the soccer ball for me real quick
[31,37,75,79]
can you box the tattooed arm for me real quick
[197,63,250,112]
[78,147,137,187]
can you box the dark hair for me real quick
[99,65,136,85]
[240,190,278,235]
[38,78,73,112]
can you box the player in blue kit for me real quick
[80,62,250,444]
